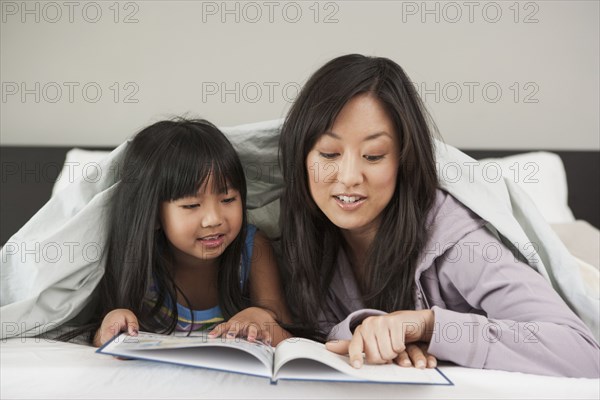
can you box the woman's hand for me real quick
[326,310,436,368]
[93,308,139,347]
[394,343,437,369]
[208,307,288,346]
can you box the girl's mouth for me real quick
[198,234,225,248]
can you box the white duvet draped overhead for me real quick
[1,120,598,341]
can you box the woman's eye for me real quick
[319,152,339,160]
[181,204,200,209]
[222,196,237,204]
[364,155,384,162]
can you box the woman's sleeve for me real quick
[427,227,600,378]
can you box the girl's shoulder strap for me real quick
[241,224,258,285]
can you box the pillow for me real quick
[52,149,112,197]
[478,152,575,224]
[551,221,600,269]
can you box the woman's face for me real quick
[306,93,400,238]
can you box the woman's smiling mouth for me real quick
[333,194,366,210]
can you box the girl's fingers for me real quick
[95,310,139,347]
[258,329,271,346]
[107,321,120,337]
[406,343,427,369]
[208,322,229,338]
[127,325,138,336]
[226,321,242,338]
[395,350,412,367]
[106,320,128,341]
[208,319,276,346]
[246,324,259,342]
[125,315,139,336]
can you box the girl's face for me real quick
[306,93,400,239]
[160,176,243,267]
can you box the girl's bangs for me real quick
[159,137,241,201]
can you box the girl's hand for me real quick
[325,310,435,368]
[93,308,139,347]
[207,307,280,346]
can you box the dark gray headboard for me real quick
[1,146,598,246]
[1,146,112,246]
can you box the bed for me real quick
[1,122,599,399]
[1,337,598,399]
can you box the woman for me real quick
[278,54,599,377]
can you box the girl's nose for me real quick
[200,201,223,228]
[337,154,364,188]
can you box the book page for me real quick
[273,338,451,385]
[99,331,275,379]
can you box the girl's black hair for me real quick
[61,118,248,341]
[279,54,439,340]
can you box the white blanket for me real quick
[1,120,598,341]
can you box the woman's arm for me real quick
[428,227,600,378]
[325,226,599,377]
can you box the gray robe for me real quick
[322,190,600,378]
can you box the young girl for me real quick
[90,118,290,347]
[278,54,599,377]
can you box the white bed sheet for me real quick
[1,338,598,399]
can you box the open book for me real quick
[97,331,452,385]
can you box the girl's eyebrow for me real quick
[214,186,237,195]
[324,131,392,141]
[194,185,235,196]
[220,186,236,194]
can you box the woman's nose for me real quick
[336,154,364,188]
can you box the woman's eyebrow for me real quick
[363,132,392,141]
[324,131,392,141]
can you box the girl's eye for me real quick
[181,204,200,209]
[222,196,237,204]
[319,152,339,160]
[364,155,384,162]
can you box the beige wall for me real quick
[1,0,598,149]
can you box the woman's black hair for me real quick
[60,118,248,341]
[279,54,439,340]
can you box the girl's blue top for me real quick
[145,224,257,332]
